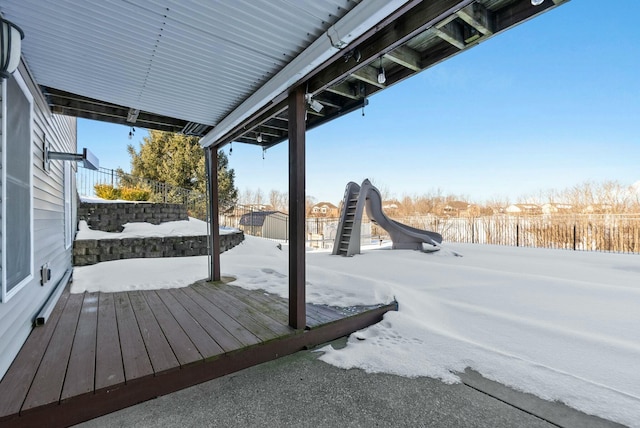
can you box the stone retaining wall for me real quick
[78,202,188,232]
[73,232,244,266]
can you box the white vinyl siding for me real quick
[0,62,77,379]
[1,73,34,302]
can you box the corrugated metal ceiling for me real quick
[0,0,361,125]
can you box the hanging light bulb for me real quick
[531,0,545,5]
[229,142,233,155]
[256,133,263,143]
[377,57,386,85]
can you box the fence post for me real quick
[471,219,475,244]
[516,223,520,247]
[573,224,577,251]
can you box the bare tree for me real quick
[305,195,317,216]
[269,189,288,212]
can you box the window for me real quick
[64,162,73,249]
[1,73,33,302]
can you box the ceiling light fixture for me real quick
[377,57,386,85]
[531,0,545,5]
[127,108,140,123]
[256,133,263,143]
[0,17,25,79]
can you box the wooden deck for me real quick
[0,280,396,427]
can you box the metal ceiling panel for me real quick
[0,0,360,125]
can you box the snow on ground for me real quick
[79,195,144,204]
[71,236,640,426]
[76,218,238,240]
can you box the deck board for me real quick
[218,284,289,325]
[217,283,339,328]
[156,289,225,357]
[22,292,84,411]
[0,290,71,418]
[61,292,99,400]
[180,286,261,347]
[193,283,292,338]
[210,286,293,335]
[142,291,202,366]
[95,292,125,391]
[113,292,153,381]
[0,279,396,428]
[128,291,179,374]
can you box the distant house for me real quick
[542,203,573,214]
[380,200,402,217]
[583,204,613,214]
[505,204,542,215]
[239,211,289,240]
[442,200,476,217]
[0,64,78,378]
[309,202,339,218]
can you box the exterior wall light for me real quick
[0,17,24,79]
[305,94,324,113]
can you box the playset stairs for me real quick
[333,181,365,256]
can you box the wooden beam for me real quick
[288,86,306,330]
[261,123,288,132]
[42,87,191,131]
[311,97,341,109]
[384,46,422,72]
[352,65,386,89]
[494,0,558,33]
[309,0,473,93]
[306,109,324,117]
[435,20,465,50]
[205,147,221,282]
[456,3,494,35]
[325,82,360,100]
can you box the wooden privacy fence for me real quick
[401,214,640,254]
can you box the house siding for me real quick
[0,62,77,378]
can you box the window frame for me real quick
[1,72,34,302]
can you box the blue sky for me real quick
[78,0,640,204]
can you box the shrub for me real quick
[94,184,121,200]
[120,186,151,201]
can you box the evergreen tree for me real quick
[126,130,238,212]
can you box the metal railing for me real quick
[377,214,640,254]
[76,166,207,219]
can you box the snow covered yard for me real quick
[72,236,640,427]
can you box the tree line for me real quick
[120,131,639,217]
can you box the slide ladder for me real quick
[332,182,365,256]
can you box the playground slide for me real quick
[362,179,442,250]
[333,179,442,256]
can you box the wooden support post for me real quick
[205,147,221,281]
[288,85,306,329]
